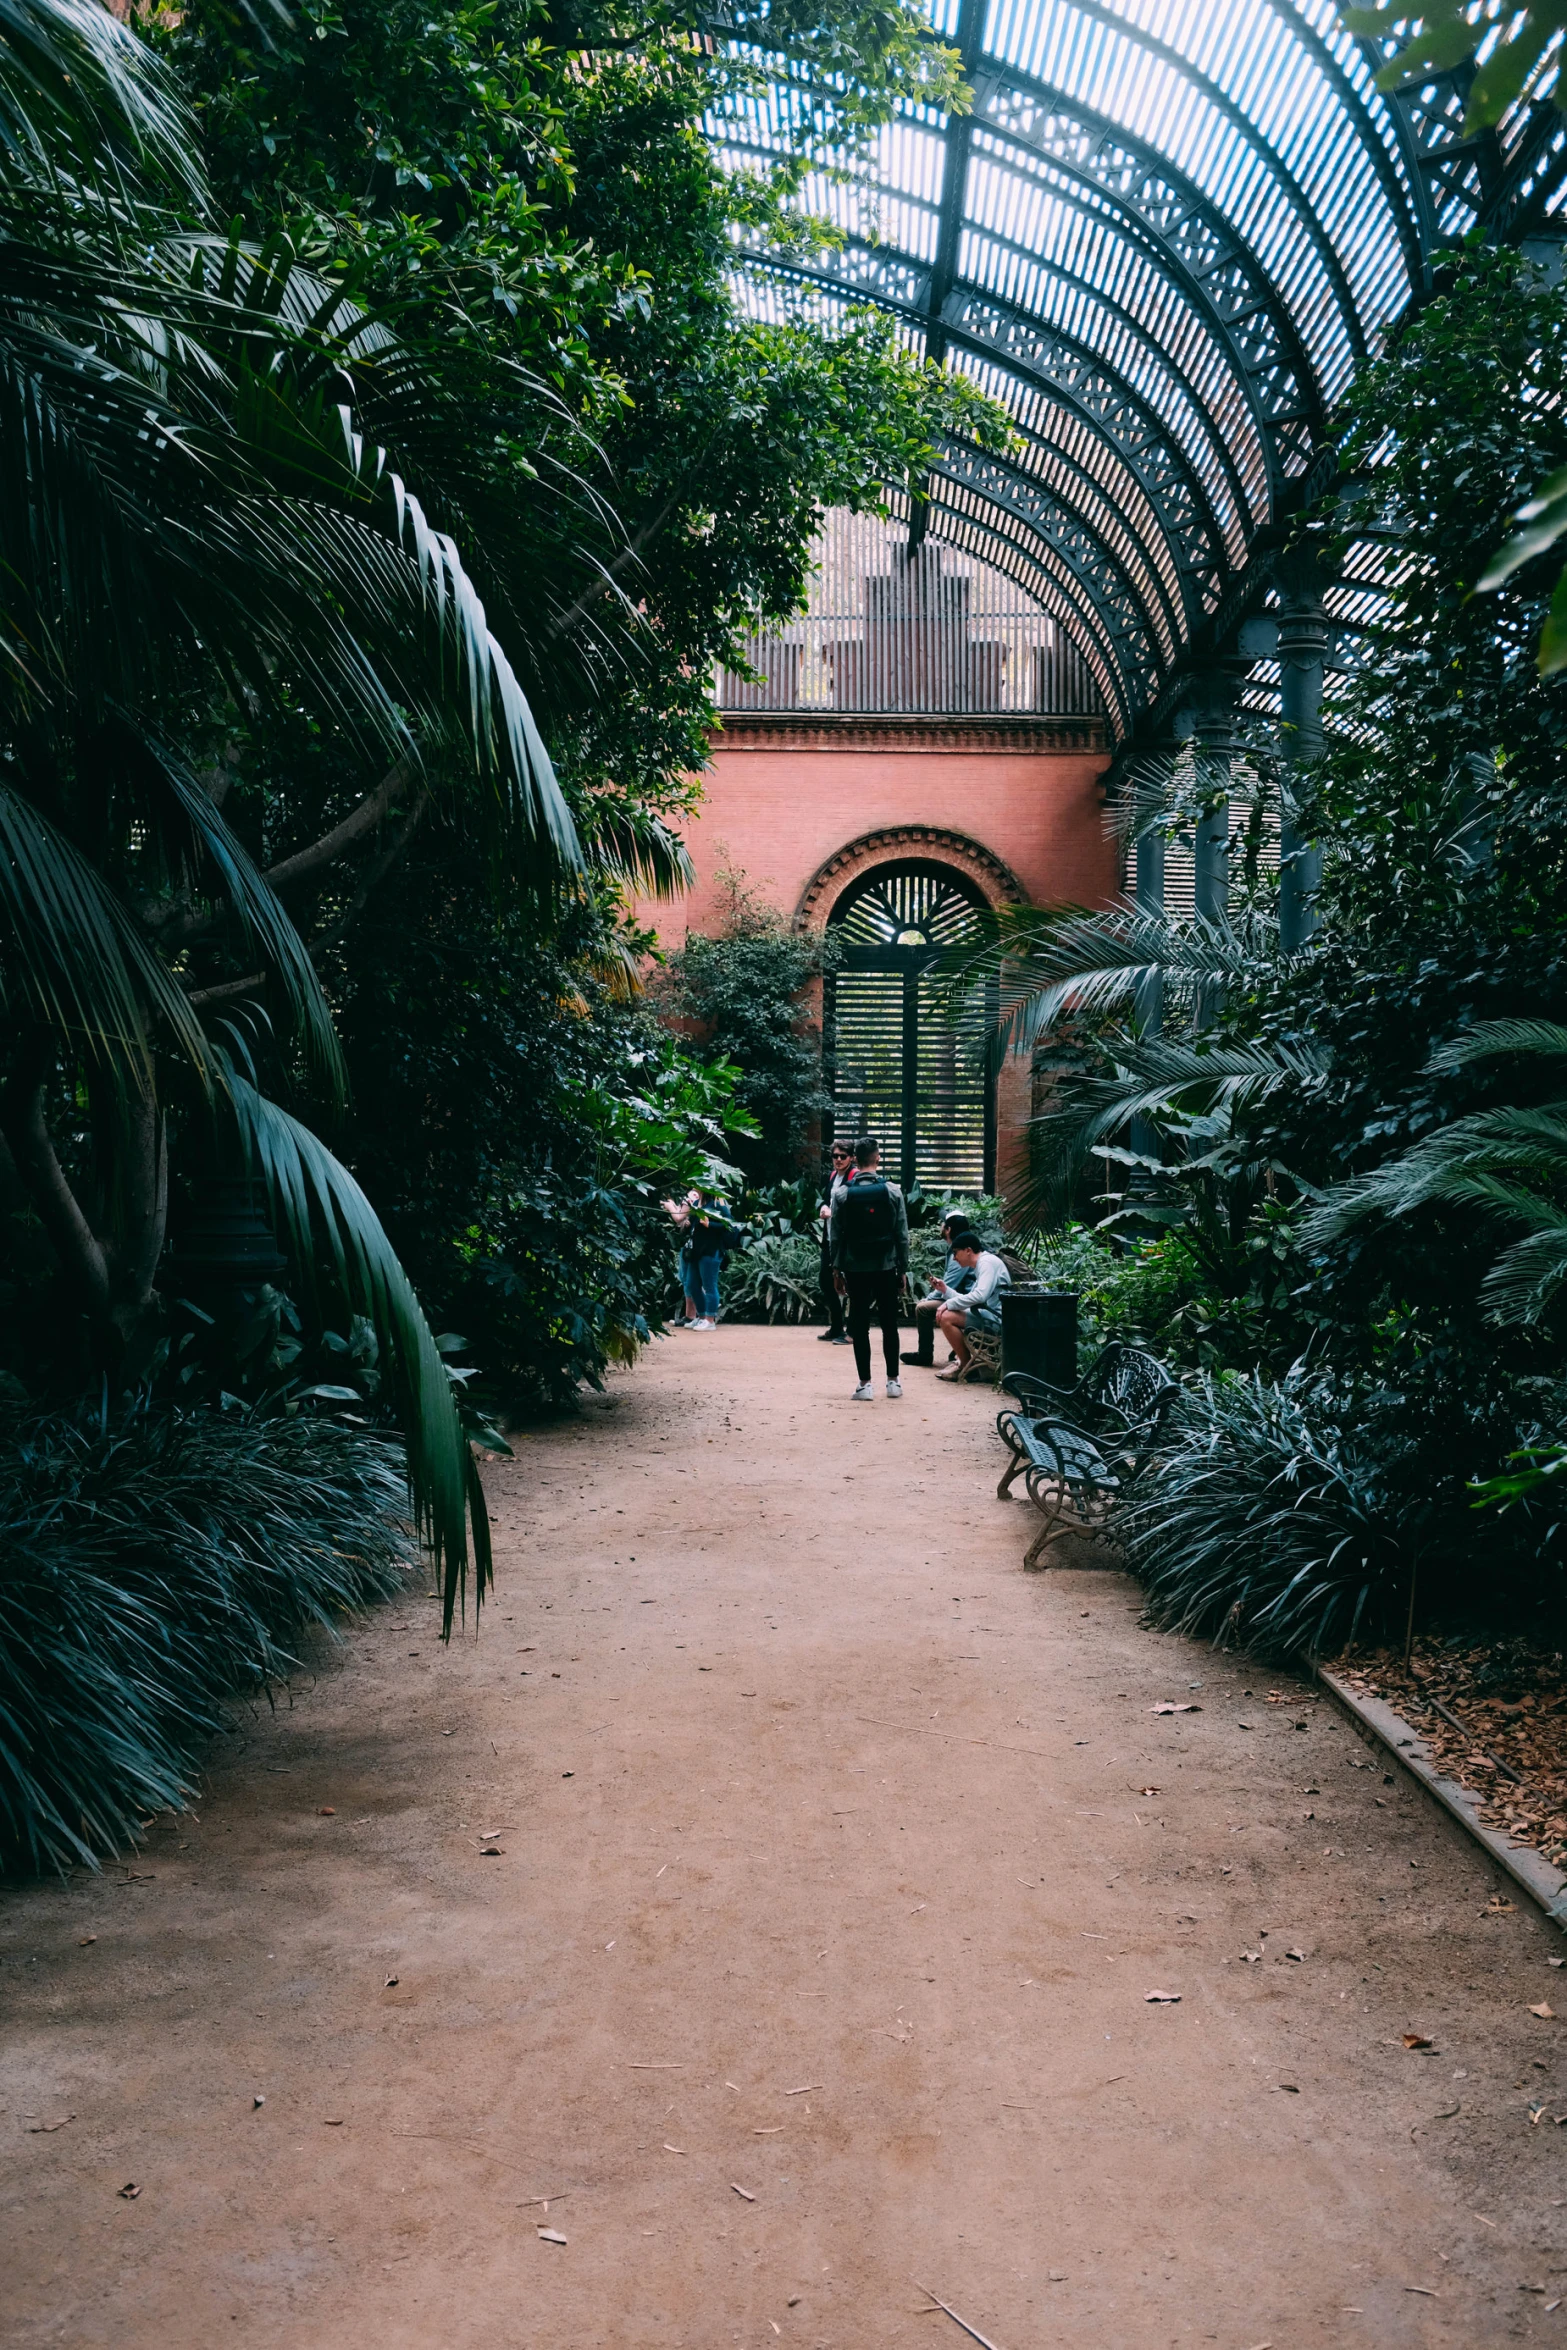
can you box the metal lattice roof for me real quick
[714,1,1567,741]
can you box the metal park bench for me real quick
[995,1343,1179,1568]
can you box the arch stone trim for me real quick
[795,827,1029,934]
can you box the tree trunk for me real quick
[0,1033,168,1373]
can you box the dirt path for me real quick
[5,1329,1567,2348]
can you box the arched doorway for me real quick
[826,862,994,1194]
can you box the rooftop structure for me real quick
[714,0,1567,753]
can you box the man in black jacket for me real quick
[829,1134,910,1399]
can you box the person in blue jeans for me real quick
[666,1189,725,1328]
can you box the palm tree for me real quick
[0,0,623,1618]
[945,899,1323,1236]
[1304,1020,1567,1325]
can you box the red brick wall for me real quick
[638,725,1115,944]
[636,721,1116,1198]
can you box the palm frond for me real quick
[1010,1033,1322,1238]
[0,781,212,1077]
[1426,1019,1567,1075]
[1303,1107,1567,1246]
[0,0,205,204]
[941,901,1278,1061]
[141,736,346,1100]
[585,803,694,898]
[224,1066,488,1631]
[1481,1220,1567,1324]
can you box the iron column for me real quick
[1276,551,1328,951]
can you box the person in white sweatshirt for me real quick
[933,1235,1010,1381]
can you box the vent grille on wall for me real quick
[718,508,1103,718]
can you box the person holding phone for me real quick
[664,1188,726,1329]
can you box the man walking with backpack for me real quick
[830,1134,910,1400]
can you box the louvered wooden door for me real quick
[826,864,994,1193]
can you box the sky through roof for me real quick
[716,0,1567,741]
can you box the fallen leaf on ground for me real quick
[1403,2033,1434,2049]
[478,1845,503,1857]
[78,1936,96,1947]
[252,2095,265,2110]
[1486,1897,1517,1914]
[783,2084,822,2095]
[384,1976,399,1988]
[323,2119,344,2127]
[1150,1702,1201,1715]
[1145,1990,1181,2003]
[1279,2082,1300,2093]
[663,2143,685,2153]
[26,2116,73,2132]
[317,1807,336,1817]
[537,2228,567,2245]
[730,2183,755,2201]
[1287,1948,1305,1962]
[1404,2285,1440,2296]
[1530,2002,1556,2019]
[753,2126,783,2134]
[118,2183,140,2199]
[1242,1950,1262,1964]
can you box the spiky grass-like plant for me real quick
[1118,1370,1406,1663]
[0,1401,415,1874]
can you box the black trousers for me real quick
[819,1251,845,1334]
[843,1269,902,1383]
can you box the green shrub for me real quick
[1117,1369,1406,1663]
[1033,1224,1198,1354]
[718,1230,824,1323]
[0,1404,415,1875]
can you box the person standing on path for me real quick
[816,1142,853,1344]
[664,1189,726,1329]
[830,1134,909,1399]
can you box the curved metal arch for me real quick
[1259,0,1425,287]
[928,433,1163,681]
[924,440,1162,716]
[1040,0,1372,370]
[911,484,1132,723]
[943,290,1231,610]
[914,483,1134,727]
[745,241,1241,620]
[970,65,1331,479]
[942,416,1184,662]
[941,216,1266,538]
[959,359,1198,648]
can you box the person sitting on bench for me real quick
[934,1235,1011,1381]
[902,1213,979,1368]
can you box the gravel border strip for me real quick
[1318,1668,1567,1932]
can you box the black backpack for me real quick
[836,1176,894,1264]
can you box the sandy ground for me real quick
[5,1328,1567,2349]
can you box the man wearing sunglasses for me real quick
[816,1142,853,1343]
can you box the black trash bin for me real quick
[1001,1287,1078,1391]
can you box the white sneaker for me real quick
[885,1378,902,1398]
[692,1317,714,1330]
[851,1381,875,1400]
